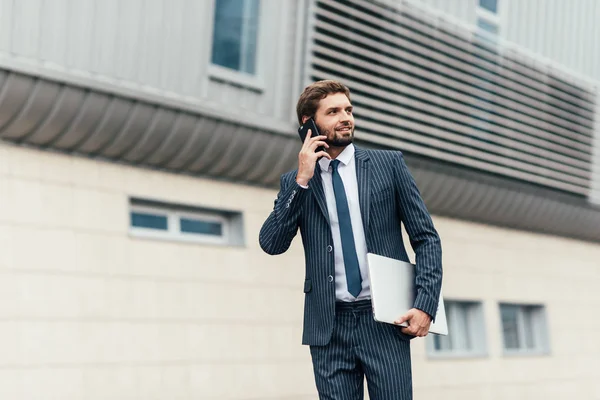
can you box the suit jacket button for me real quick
[327,245,333,252]
[328,275,334,282]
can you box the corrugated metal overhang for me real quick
[0,66,299,187]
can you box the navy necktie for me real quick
[330,159,362,297]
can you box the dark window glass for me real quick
[180,218,223,236]
[479,0,498,13]
[523,308,536,349]
[501,305,520,349]
[211,0,260,74]
[131,212,168,230]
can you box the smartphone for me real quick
[298,117,325,153]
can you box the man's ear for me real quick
[301,115,310,124]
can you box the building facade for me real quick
[0,0,599,399]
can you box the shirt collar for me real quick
[318,143,355,171]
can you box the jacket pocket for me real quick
[303,279,312,293]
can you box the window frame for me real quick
[207,0,265,91]
[129,203,232,246]
[499,303,550,356]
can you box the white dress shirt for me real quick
[318,144,371,302]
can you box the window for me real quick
[476,0,500,43]
[129,199,244,246]
[427,301,487,358]
[472,0,500,140]
[479,0,498,13]
[131,211,168,231]
[500,304,550,354]
[211,0,260,74]
[180,218,223,236]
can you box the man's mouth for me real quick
[336,126,352,133]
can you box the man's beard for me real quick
[315,122,354,147]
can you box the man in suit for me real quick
[259,80,442,400]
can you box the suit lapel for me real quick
[309,148,370,228]
[309,163,330,225]
[355,147,371,233]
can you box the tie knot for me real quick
[330,159,341,172]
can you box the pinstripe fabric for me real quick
[310,300,413,400]
[259,147,443,346]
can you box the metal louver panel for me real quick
[309,0,597,197]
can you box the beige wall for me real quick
[413,219,600,399]
[1,142,599,399]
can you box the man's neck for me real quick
[327,145,348,160]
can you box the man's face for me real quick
[311,92,354,147]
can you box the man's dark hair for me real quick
[296,80,351,125]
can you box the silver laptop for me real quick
[367,253,448,336]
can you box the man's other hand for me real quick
[394,308,432,337]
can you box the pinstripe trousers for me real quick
[310,300,413,400]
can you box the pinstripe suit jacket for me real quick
[259,147,442,346]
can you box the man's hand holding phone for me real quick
[296,130,330,187]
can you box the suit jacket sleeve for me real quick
[393,152,443,320]
[259,174,308,255]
